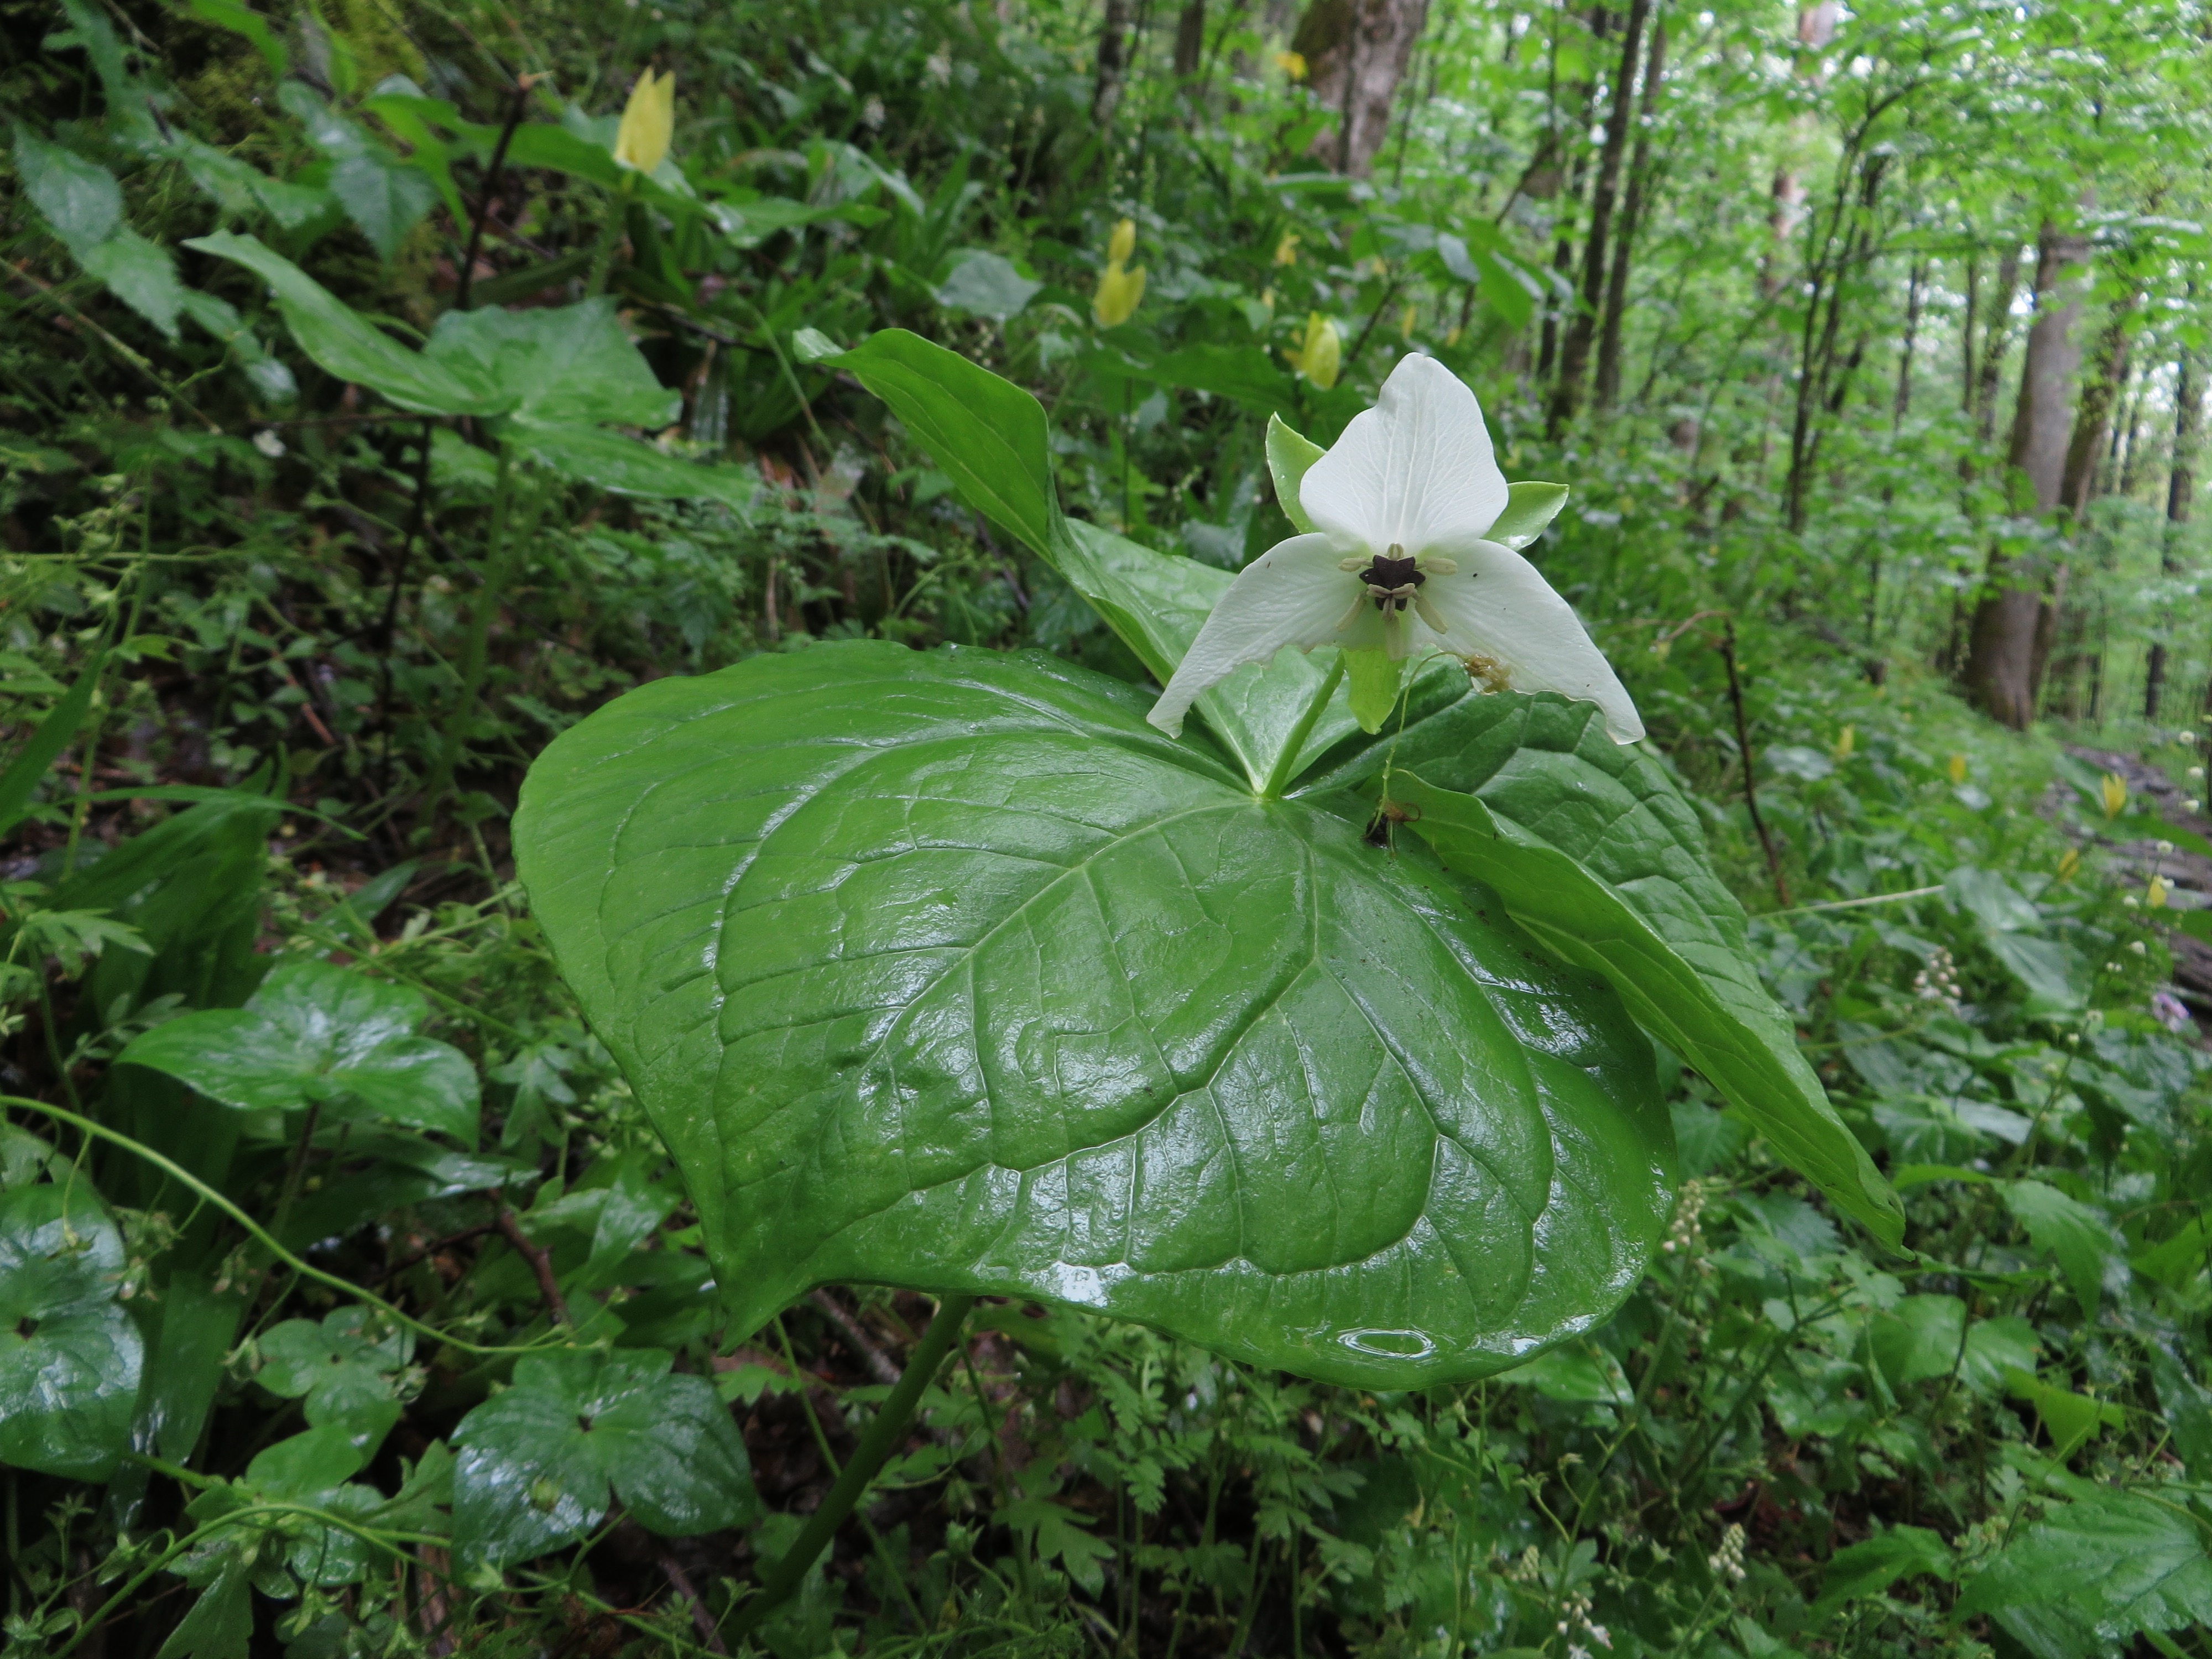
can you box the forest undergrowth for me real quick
[6,0,2212,1656]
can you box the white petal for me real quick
[1416,539,1646,743]
[1147,534,1353,736]
[1299,354,1508,556]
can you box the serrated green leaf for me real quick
[326,151,438,260]
[514,640,1676,1386]
[0,1183,142,1480]
[2005,1179,2121,1316]
[1371,755,1902,1247]
[14,129,122,246]
[451,1348,757,1566]
[119,958,479,1142]
[1958,1488,2212,1648]
[75,225,187,339]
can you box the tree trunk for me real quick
[1292,0,1432,176]
[1093,0,1136,124]
[1594,13,1666,414]
[1962,222,2091,728]
[1174,0,1206,77]
[1547,0,1650,436]
[2059,297,2137,515]
[1972,239,2023,446]
[2147,336,2203,720]
[1536,6,1606,383]
[1893,257,1926,426]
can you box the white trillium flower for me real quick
[1145,353,1645,744]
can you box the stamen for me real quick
[1338,556,1368,572]
[1418,556,1456,576]
[1333,590,1369,634]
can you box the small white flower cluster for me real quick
[1912,947,1962,1011]
[1555,1590,1611,1657]
[1661,1178,1711,1272]
[1708,1522,1747,1584]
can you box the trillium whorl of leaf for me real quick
[613,69,674,174]
[1148,354,1645,747]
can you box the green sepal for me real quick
[1343,649,1402,734]
[1265,413,1324,533]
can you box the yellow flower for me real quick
[2057,847,2081,882]
[2101,773,2128,818]
[614,67,675,174]
[1444,324,1463,347]
[1259,286,1275,312]
[1287,311,1340,388]
[1094,260,1145,327]
[1399,302,1417,340]
[2150,874,2171,909]
[1107,217,1137,267]
[1277,49,1307,80]
[1274,231,1300,266]
[1947,752,1967,784]
[1832,724,1855,762]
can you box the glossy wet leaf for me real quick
[514,641,1675,1386]
[256,1307,412,1453]
[119,957,479,1142]
[0,1183,142,1480]
[1373,759,1901,1246]
[451,1347,757,1566]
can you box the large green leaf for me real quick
[1322,693,1900,1246]
[514,640,1676,1386]
[1958,1488,2212,1650]
[185,232,491,415]
[516,424,756,510]
[421,300,679,430]
[451,1348,757,1566]
[0,1182,143,1480]
[119,958,479,1143]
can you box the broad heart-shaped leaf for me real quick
[0,1182,143,1480]
[1310,693,1902,1248]
[515,640,1676,1387]
[422,301,679,430]
[451,1348,757,1567]
[119,958,479,1143]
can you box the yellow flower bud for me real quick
[2150,874,2171,909]
[1399,302,1417,340]
[1277,49,1307,80]
[1832,724,1854,762]
[1094,260,1146,327]
[614,67,675,175]
[2101,773,2128,818]
[1108,217,1137,267]
[1274,231,1300,266]
[1947,752,1967,785]
[1260,286,1275,312]
[1288,312,1340,389]
[2057,846,2081,882]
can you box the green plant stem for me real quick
[727,1292,975,1641]
[425,439,516,810]
[583,180,634,298]
[3,1098,557,1357]
[1260,654,1346,799]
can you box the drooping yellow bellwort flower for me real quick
[1094,261,1146,326]
[1107,217,1137,267]
[1274,231,1300,266]
[614,68,675,174]
[1287,312,1340,389]
[1399,302,1418,340]
[2101,773,2128,818]
[2150,873,2171,909]
[1832,724,1854,762]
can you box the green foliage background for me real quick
[6,0,2212,1655]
